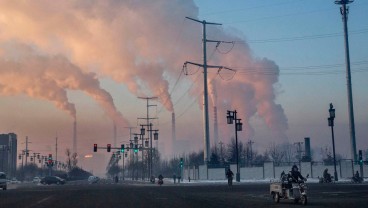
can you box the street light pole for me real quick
[328,103,338,181]
[227,110,243,182]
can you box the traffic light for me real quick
[48,154,53,166]
[359,150,363,165]
[107,144,111,152]
[93,144,98,152]
[180,157,183,168]
[121,144,125,153]
[134,145,138,153]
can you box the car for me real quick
[0,172,7,190]
[88,176,100,184]
[40,176,65,185]
[32,177,41,183]
[10,178,21,184]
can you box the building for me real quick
[0,133,17,178]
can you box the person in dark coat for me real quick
[289,165,305,183]
[226,168,234,186]
[323,168,331,182]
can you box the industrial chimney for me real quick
[304,137,311,162]
[172,112,176,153]
[113,123,117,148]
[73,119,77,154]
[213,106,219,148]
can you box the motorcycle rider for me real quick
[353,171,361,183]
[158,174,164,185]
[287,165,306,196]
[290,165,305,183]
[323,168,332,183]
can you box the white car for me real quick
[32,177,41,183]
[10,178,21,184]
[88,176,100,184]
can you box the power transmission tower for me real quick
[138,96,158,180]
[334,0,357,162]
[184,17,235,163]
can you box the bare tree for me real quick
[65,148,78,171]
[281,143,296,163]
[266,143,285,166]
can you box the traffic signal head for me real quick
[134,145,138,153]
[359,150,363,164]
[107,144,111,152]
[121,144,125,153]
[94,144,98,152]
[48,154,53,166]
[180,157,183,167]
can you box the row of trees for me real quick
[105,139,344,179]
[15,149,91,181]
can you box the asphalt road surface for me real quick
[1,181,368,208]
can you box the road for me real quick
[1,180,368,208]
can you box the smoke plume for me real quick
[0,42,129,126]
[0,0,288,143]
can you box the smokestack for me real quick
[73,119,77,154]
[172,112,176,141]
[213,106,219,147]
[172,112,176,153]
[304,137,311,162]
[113,123,117,147]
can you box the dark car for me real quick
[0,172,7,190]
[40,176,65,185]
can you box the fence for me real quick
[183,160,368,180]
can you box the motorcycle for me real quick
[158,178,163,186]
[150,176,155,184]
[270,174,308,205]
[319,175,333,183]
[351,176,363,183]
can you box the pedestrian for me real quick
[178,175,181,183]
[188,176,191,182]
[226,168,234,186]
[173,174,176,184]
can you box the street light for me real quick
[227,110,243,182]
[328,103,338,181]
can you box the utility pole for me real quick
[248,140,254,166]
[334,0,357,162]
[55,136,58,170]
[125,126,136,180]
[25,136,30,166]
[184,17,235,163]
[138,97,158,180]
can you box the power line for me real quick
[232,28,368,44]
[202,0,303,17]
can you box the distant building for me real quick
[0,133,17,178]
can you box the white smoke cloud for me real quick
[0,0,288,148]
[0,42,129,126]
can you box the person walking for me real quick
[226,168,234,186]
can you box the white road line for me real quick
[27,195,54,208]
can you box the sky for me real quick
[0,0,367,176]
